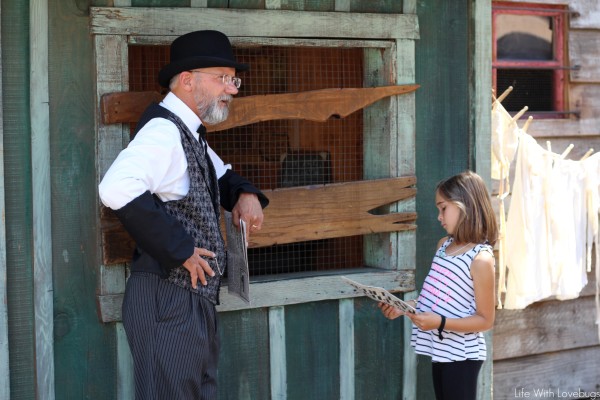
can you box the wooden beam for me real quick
[101,90,163,125]
[493,295,599,360]
[90,7,419,40]
[494,346,600,398]
[210,85,419,131]
[101,177,416,265]
[97,269,415,320]
[100,85,420,130]
[248,176,417,247]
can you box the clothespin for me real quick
[522,116,533,133]
[580,148,594,161]
[495,86,513,104]
[560,144,574,159]
[512,106,529,122]
[546,141,552,152]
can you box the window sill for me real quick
[216,268,415,312]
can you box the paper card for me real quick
[342,276,416,314]
[225,212,250,303]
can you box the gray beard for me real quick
[197,94,231,125]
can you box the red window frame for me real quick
[492,2,567,118]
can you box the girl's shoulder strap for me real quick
[473,241,495,258]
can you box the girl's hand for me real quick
[408,311,442,331]
[378,303,407,320]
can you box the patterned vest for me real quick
[145,106,226,304]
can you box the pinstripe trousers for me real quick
[123,272,219,400]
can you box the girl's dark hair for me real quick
[436,170,499,246]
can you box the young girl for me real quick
[379,170,497,400]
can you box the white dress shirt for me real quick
[99,92,231,210]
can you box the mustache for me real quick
[218,94,233,105]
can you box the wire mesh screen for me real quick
[496,69,554,112]
[129,44,365,276]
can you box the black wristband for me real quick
[437,315,446,340]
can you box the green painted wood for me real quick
[228,0,265,8]
[339,299,355,400]
[471,2,492,398]
[218,309,271,400]
[265,0,336,10]
[350,0,403,13]
[49,1,117,398]
[208,0,230,7]
[285,301,340,400]
[3,1,36,398]
[414,1,472,399]
[132,0,189,6]
[353,297,404,399]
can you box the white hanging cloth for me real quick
[503,134,599,311]
[581,153,600,340]
[491,100,522,308]
[503,133,554,309]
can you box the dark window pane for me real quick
[497,69,554,112]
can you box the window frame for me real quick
[492,1,568,118]
[92,7,418,312]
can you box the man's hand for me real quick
[182,247,216,289]
[232,193,264,237]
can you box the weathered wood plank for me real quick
[32,0,54,397]
[249,177,417,247]
[494,295,600,360]
[97,294,124,323]
[569,30,600,83]
[499,0,600,30]
[363,46,398,273]
[95,34,130,178]
[269,306,286,399]
[213,85,419,131]
[101,91,163,125]
[98,269,414,319]
[472,1,493,398]
[493,346,600,400]
[219,269,415,311]
[90,7,420,40]
[100,85,419,130]
[569,0,600,29]
[101,177,416,264]
[339,299,355,400]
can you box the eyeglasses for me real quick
[188,70,242,89]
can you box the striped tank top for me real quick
[411,237,494,362]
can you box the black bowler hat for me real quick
[158,30,249,88]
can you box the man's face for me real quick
[191,67,239,125]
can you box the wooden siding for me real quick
[31,0,55,397]
[92,4,419,400]
[493,1,600,398]
[46,1,119,399]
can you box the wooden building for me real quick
[491,1,600,399]
[14,0,600,399]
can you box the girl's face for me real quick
[435,191,462,236]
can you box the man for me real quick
[99,30,268,399]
